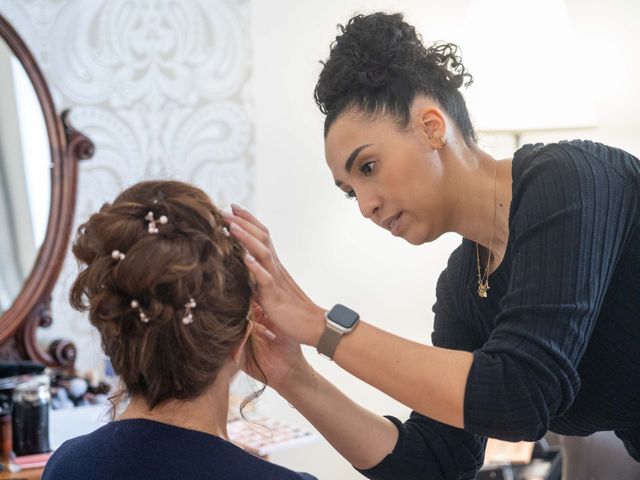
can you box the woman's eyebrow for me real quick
[344,144,373,173]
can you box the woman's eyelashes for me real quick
[343,161,376,200]
[360,160,376,175]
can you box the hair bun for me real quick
[346,13,423,81]
[357,70,387,88]
[449,74,465,89]
[315,12,477,145]
[424,42,473,89]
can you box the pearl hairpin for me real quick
[145,211,168,234]
[130,299,149,323]
[111,250,126,261]
[182,298,197,324]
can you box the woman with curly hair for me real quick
[42,181,316,480]
[227,11,640,480]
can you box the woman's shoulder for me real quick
[43,419,316,480]
[435,240,473,306]
[42,422,117,479]
[514,139,640,183]
[511,140,640,211]
[439,240,468,287]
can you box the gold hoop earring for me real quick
[439,136,446,147]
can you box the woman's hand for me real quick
[222,205,325,346]
[244,303,311,392]
[246,303,402,471]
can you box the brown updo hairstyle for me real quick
[69,180,266,413]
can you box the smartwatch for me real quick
[316,304,360,360]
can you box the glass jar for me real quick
[12,375,51,456]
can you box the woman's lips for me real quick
[390,212,403,235]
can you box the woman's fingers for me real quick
[253,322,277,341]
[230,223,275,269]
[250,301,265,321]
[251,302,281,332]
[243,249,275,290]
[225,209,318,342]
[231,204,268,233]
[225,214,309,300]
[222,211,271,249]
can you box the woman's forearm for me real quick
[333,321,474,429]
[276,361,399,470]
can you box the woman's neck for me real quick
[448,147,513,256]
[118,375,232,440]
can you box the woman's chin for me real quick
[387,219,439,245]
[398,228,423,245]
[403,227,441,245]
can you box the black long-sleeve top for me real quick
[359,140,640,480]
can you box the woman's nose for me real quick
[357,195,381,219]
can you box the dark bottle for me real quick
[12,379,51,456]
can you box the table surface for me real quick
[0,465,43,480]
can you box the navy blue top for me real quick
[42,418,317,480]
[359,140,640,480]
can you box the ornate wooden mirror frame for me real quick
[0,14,94,368]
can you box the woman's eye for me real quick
[345,190,357,200]
[361,161,375,175]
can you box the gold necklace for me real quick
[476,159,498,298]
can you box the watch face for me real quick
[328,304,360,329]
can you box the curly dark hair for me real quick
[314,12,476,145]
[69,180,265,412]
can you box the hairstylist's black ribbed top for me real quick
[360,140,640,480]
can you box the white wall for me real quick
[251,1,640,478]
[526,0,640,154]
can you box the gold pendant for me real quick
[477,281,489,298]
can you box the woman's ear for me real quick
[417,107,447,149]
[232,320,254,366]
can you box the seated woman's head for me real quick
[69,180,262,411]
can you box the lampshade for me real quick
[460,0,597,133]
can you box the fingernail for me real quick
[263,328,277,341]
[245,253,256,263]
[230,222,242,232]
[231,203,243,212]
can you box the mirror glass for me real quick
[0,36,51,314]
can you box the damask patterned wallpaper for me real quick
[0,0,254,370]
